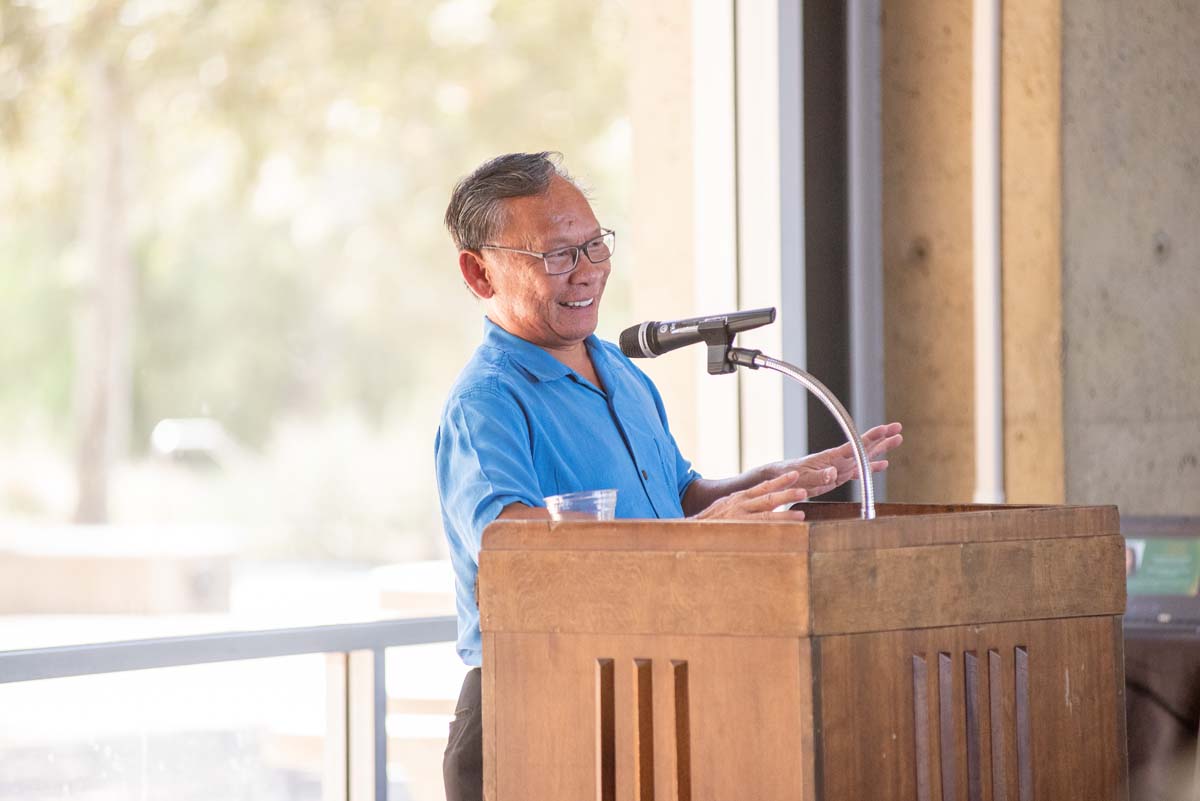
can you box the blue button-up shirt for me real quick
[435,318,700,666]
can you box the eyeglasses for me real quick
[479,229,616,276]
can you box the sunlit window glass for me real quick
[0,1,630,792]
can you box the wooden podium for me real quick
[478,503,1128,800]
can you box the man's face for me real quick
[479,176,610,351]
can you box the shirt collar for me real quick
[482,317,601,383]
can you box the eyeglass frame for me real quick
[477,228,616,276]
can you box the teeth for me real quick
[563,298,594,308]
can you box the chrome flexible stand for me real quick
[724,347,876,521]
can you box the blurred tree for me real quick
[0,0,629,552]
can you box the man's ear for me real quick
[459,250,494,299]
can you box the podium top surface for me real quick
[481,502,1120,554]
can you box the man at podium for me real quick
[434,151,901,801]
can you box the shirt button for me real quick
[641,469,649,480]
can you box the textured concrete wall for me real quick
[881,0,977,502]
[1063,1,1200,514]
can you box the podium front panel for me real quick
[817,616,1127,801]
[484,631,816,801]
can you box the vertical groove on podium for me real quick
[634,659,655,801]
[964,651,982,801]
[1015,646,1032,801]
[938,652,957,800]
[912,654,932,801]
[671,660,691,801]
[597,658,615,801]
[988,649,1008,801]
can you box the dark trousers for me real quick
[444,667,483,801]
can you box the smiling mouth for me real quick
[561,298,595,308]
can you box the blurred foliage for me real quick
[0,0,631,559]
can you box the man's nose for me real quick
[570,254,609,283]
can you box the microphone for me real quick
[619,307,776,359]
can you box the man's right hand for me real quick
[692,471,808,520]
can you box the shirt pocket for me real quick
[652,439,679,500]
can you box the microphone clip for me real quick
[699,320,763,375]
[698,319,737,375]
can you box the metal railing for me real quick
[0,615,458,801]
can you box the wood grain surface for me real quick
[816,616,1127,801]
[485,632,815,801]
[480,550,811,637]
[479,505,1128,799]
[810,533,1126,635]
[806,504,1119,552]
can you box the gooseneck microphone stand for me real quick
[694,319,876,521]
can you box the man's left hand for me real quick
[761,422,903,499]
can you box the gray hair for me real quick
[444,152,574,250]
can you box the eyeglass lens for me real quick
[545,232,615,275]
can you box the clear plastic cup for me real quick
[543,488,618,521]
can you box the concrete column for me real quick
[1001,0,1065,503]
[881,0,1067,504]
[881,0,976,502]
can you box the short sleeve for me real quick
[435,388,545,560]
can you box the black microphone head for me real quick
[619,323,651,358]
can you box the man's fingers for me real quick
[868,433,903,458]
[739,485,807,512]
[744,470,800,498]
[842,459,890,482]
[833,430,902,468]
[861,424,885,444]
[696,478,808,520]
[794,465,837,491]
[728,425,901,515]
[759,508,806,521]
[861,422,903,450]
[769,486,807,507]
[739,484,806,510]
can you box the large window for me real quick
[0,0,631,643]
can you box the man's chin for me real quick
[549,319,599,346]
